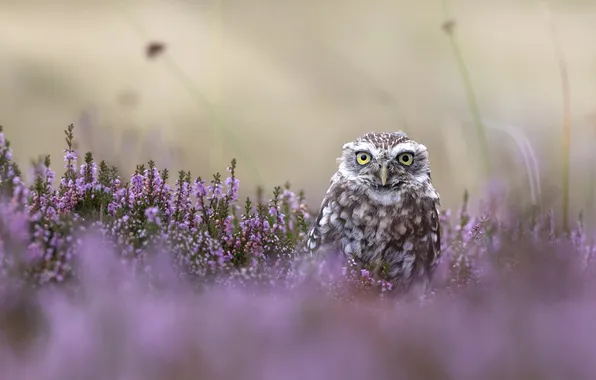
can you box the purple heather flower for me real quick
[210,183,223,199]
[63,149,78,174]
[193,179,207,198]
[145,206,161,226]
[225,176,240,201]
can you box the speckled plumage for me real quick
[306,131,441,291]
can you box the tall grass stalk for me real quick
[590,130,595,218]
[116,3,263,184]
[587,116,596,225]
[543,2,571,233]
[211,0,224,169]
[485,121,542,207]
[441,0,492,179]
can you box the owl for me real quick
[306,131,441,291]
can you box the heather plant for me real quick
[1,123,594,297]
[1,123,596,379]
[0,125,318,291]
[0,214,595,380]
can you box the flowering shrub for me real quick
[1,124,596,379]
[0,124,594,296]
[1,124,317,288]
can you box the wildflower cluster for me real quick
[0,125,313,289]
[0,124,594,298]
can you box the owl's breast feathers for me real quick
[306,179,440,284]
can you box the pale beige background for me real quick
[1,0,595,222]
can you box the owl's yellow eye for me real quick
[397,152,414,166]
[355,152,371,165]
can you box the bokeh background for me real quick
[1,0,595,222]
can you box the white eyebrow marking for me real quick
[348,141,382,157]
[390,142,419,157]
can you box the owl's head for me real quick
[337,131,432,192]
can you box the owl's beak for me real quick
[379,164,388,186]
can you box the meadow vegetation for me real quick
[1,2,595,378]
[0,123,594,379]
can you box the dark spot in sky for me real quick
[442,19,456,35]
[146,42,166,59]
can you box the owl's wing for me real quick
[305,175,348,255]
[427,204,441,275]
[304,193,331,253]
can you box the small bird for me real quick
[306,131,441,292]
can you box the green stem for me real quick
[442,0,491,178]
[116,3,263,184]
[544,2,571,233]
